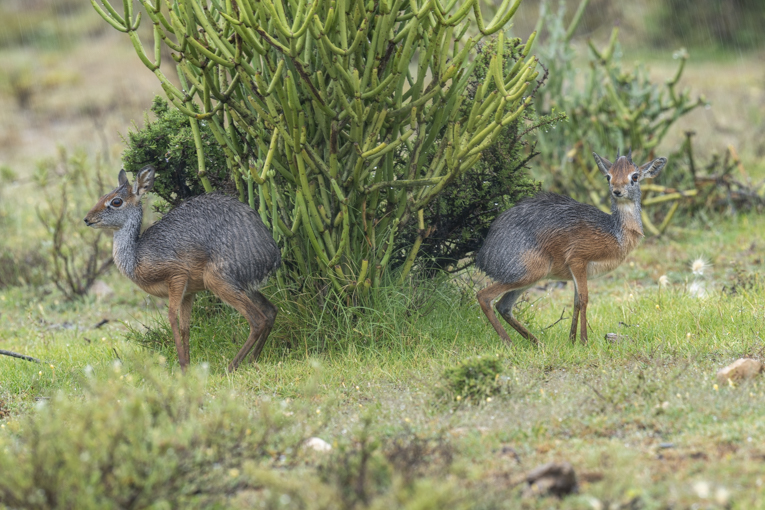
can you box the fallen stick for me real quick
[0,350,43,364]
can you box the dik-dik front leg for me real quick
[167,277,191,370]
[569,265,589,344]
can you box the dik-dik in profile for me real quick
[85,166,281,372]
[476,151,667,345]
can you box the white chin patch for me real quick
[617,201,635,213]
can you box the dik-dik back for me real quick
[134,194,281,292]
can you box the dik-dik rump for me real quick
[476,151,667,345]
[85,166,281,372]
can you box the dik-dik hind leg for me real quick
[205,273,274,372]
[167,277,190,371]
[478,283,538,346]
[569,265,589,345]
[495,288,539,345]
[568,282,580,343]
[246,290,278,363]
[178,293,195,367]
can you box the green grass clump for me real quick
[0,366,302,508]
[442,356,504,403]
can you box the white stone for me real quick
[304,437,332,452]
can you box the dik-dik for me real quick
[85,166,281,372]
[476,151,667,345]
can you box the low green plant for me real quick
[442,356,504,403]
[35,148,113,300]
[0,366,304,509]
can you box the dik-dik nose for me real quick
[612,189,624,198]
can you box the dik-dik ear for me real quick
[118,169,129,188]
[592,152,613,176]
[638,157,667,180]
[133,165,156,198]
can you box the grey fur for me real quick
[476,192,631,282]
[476,153,667,284]
[116,193,281,288]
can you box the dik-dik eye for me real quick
[606,175,611,182]
[110,198,124,207]
[631,173,639,183]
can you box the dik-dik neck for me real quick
[610,193,644,250]
[112,206,143,280]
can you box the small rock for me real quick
[304,437,332,452]
[89,280,114,300]
[605,333,630,344]
[522,461,578,498]
[716,358,764,384]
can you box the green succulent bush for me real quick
[93,0,546,298]
[394,36,563,273]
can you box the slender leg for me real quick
[568,278,580,343]
[495,288,539,345]
[204,272,275,372]
[167,277,190,371]
[247,290,278,363]
[178,293,195,367]
[478,283,541,346]
[569,264,589,345]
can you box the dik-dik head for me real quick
[84,166,155,229]
[592,150,667,203]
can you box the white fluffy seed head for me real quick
[691,258,710,276]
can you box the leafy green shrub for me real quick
[122,97,230,210]
[442,356,504,402]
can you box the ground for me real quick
[1,8,765,510]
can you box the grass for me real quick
[1,5,764,507]
[1,213,764,507]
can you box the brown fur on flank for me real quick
[85,166,281,372]
[475,151,667,346]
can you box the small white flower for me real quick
[691,258,710,276]
[658,275,669,287]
